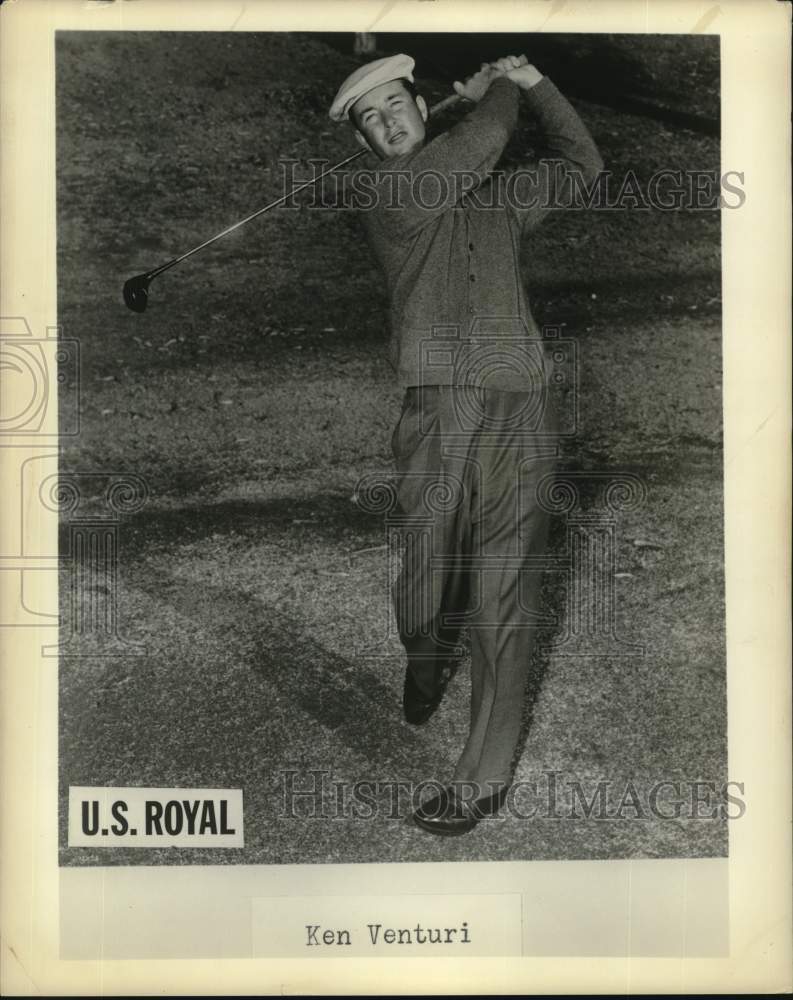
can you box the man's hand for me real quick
[452,62,502,104]
[505,60,543,91]
[453,55,542,104]
[491,54,543,90]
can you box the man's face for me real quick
[351,79,428,159]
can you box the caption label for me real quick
[251,893,523,957]
[67,786,244,847]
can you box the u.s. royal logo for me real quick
[67,787,244,847]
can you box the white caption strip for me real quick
[67,786,244,847]
[251,893,523,957]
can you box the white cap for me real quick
[329,54,415,122]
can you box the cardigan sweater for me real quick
[357,75,604,391]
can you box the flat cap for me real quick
[329,53,415,122]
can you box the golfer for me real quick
[330,53,603,835]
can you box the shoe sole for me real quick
[412,814,477,837]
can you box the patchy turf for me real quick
[56,32,726,865]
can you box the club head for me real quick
[123,273,151,313]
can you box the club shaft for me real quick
[147,92,462,280]
[148,148,366,279]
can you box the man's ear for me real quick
[416,94,428,122]
[354,128,372,151]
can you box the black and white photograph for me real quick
[56,26,731,865]
[1,0,790,992]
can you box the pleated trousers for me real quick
[391,383,558,789]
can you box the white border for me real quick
[1,0,790,994]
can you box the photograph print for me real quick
[55,28,734,867]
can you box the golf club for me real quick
[124,145,374,312]
[122,64,524,313]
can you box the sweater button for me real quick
[468,242,474,251]
[469,274,476,282]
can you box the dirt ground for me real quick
[56,32,726,865]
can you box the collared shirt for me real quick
[357,76,604,390]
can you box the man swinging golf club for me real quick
[330,53,603,835]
